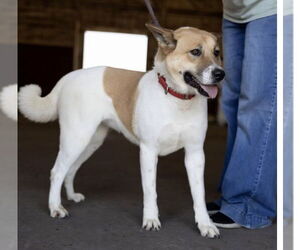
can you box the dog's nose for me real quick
[212,68,225,82]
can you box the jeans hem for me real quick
[220,200,273,229]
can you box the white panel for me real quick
[83,31,148,72]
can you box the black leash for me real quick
[143,0,161,27]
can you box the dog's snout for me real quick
[212,68,225,82]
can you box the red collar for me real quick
[157,74,195,100]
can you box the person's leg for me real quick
[220,19,246,179]
[218,15,277,229]
[211,19,245,210]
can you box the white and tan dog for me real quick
[19,24,225,238]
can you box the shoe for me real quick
[206,202,220,215]
[210,212,242,229]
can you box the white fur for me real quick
[199,64,222,85]
[19,77,65,122]
[0,84,18,121]
[19,64,219,237]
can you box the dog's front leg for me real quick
[140,144,161,231]
[184,145,220,238]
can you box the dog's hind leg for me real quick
[49,119,101,218]
[64,125,109,203]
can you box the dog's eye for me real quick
[214,49,220,57]
[190,48,201,56]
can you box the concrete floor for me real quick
[18,120,276,250]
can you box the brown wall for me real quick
[19,44,73,94]
[19,0,222,47]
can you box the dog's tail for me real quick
[0,84,18,121]
[19,81,63,123]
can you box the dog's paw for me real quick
[67,193,85,203]
[197,222,220,238]
[142,218,161,231]
[50,205,69,218]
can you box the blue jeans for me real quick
[218,15,277,229]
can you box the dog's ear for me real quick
[145,23,176,53]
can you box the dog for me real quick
[19,23,225,238]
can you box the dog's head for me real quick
[146,23,224,99]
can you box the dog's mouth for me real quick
[183,72,218,99]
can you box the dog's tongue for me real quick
[200,84,218,99]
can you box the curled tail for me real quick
[0,84,18,121]
[19,81,63,123]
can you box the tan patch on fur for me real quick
[103,67,145,135]
[174,27,217,50]
[173,28,219,65]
